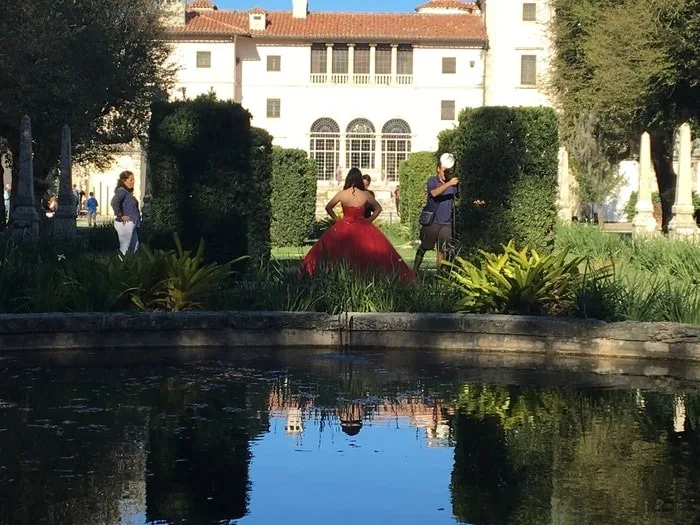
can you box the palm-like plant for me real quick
[443,241,588,315]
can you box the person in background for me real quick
[111,170,140,254]
[86,192,98,227]
[393,186,400,216]
[72,184,80,217]
[413,157,459,272]
[362,174,375,219]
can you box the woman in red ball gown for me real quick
[300,168,414,282]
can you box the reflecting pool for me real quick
[1,348,699,524]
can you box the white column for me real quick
[369,44,376,83]
[339,132,346,177]
[632,132,658,236]
[391,44,398,83]
[557,147,572,222]
[674,395,686,434]
[348,43,355,83]
[325,43,333,82]
[668,122,698,237]
[375,134,382,179]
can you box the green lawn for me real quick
[271,221,435,268]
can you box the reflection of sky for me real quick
[241,416,458,524]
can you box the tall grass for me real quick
[212,260,459,314]
[561,223,700,323]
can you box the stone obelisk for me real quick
[10,116,39,240]
[557,147,572,223]
[632,132,658,236]
[52,125,77,241]
[668,123,698,237]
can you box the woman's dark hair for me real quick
[343,168,365,193]
[116,170,134,194]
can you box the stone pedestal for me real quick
[668,123,699,237]
[10,116,39,240]
[52,125,77,241]
[632,132,658,236]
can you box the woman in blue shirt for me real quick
[111,170,141,255]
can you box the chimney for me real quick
[292,0,308,19]
[249,8,267,31]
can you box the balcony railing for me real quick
[375,74,391,85]
[353,73,370,85]
[309,73,413,86]
[331,73,349,84]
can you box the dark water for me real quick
[1,348,700,525]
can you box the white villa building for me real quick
[76,0,554,217]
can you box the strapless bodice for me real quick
[341,205,367,223]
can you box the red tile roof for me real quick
[415,0,480,12]
[170,7,486,43]
[190,0,217,9]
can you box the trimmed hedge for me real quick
[270,147,317,247]
[398,151,437,241]
[249,128,273,262]
[440,107,559,253]
[148,96,272,264]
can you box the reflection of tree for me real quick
[450,385,700,524]
[145,377,257,524]
[0,370,149,525]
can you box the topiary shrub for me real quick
[248,127,273,263]
[440,107,559,254]
[148,95,271,264]
[398,151,437,241]
[270,147,317,247]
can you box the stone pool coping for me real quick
[1,311,700,362]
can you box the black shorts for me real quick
[419,222,452,252]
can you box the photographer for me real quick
[413,153,458,272]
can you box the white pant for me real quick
[114,220,139,255]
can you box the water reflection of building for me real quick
[267,383,453,446]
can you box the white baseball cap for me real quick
[440,152,455,170]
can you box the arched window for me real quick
[345,118,375,171]
[309,118,340,180]
[381,119,412,182]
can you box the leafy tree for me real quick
[548,0,700,229]
[0,0,175,217]
[567,113,625,226]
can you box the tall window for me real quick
[332,44,349,74]
[354,44,370,74]
[520,55,537,85]
[381,119,412,182]
[309,118,340,181]
[310,44,326,74]
[375,45,391,75]
[397,45,413,75]
[441,100,455,120]
[196,51,211,68]
[522,3,537,21]
[346,118,376,170]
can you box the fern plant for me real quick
[148,234,238,312]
